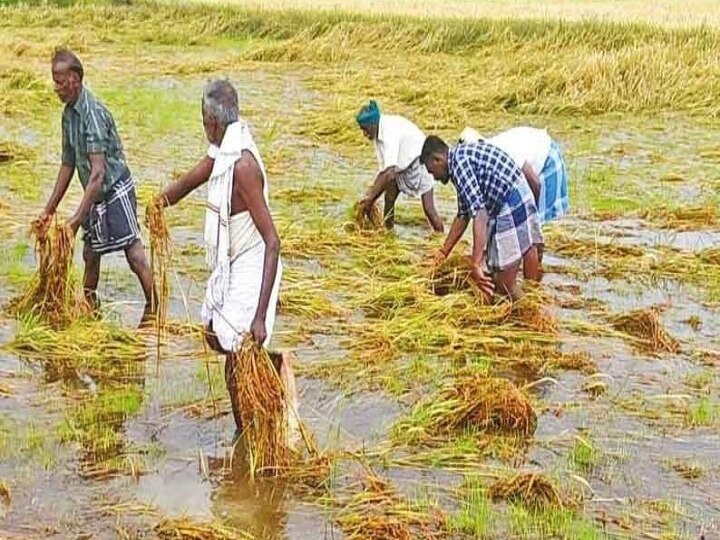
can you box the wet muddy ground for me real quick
[1,7,719,540]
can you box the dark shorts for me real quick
[82,174,141,255]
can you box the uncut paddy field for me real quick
[0,1,719,538]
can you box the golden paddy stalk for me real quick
[227,336,292,476]
[146,196,171,329]
[10,219,87,328]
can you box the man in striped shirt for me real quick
[36,48,155,321]
[421,135,543,299]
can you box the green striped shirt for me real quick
[61,87,129,197]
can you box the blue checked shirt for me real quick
[448,141,523,219]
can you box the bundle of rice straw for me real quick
[145,196,170,328]
[226,336,293,476]
[429,253,491,303]
[11,219,85,327]
[411,372,537,439]
[609,307,679,353]
[348,201,384,232]
[489,472,563,509]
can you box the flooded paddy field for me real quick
[0,2,718,538]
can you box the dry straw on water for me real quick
[227,336,292,476]
[336,470,444,540]
[146,196,171,328]
[11,219,86,327]
[489,472,563,509]
[609,307,679,353]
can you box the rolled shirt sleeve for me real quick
[84,107,108,155]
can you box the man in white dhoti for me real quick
[356,100,444,233]
[157,80,297,434]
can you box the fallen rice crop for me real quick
[396,372,537,443]
[608,307,679,353]
[155,517,254,540]
[489,472,563,510]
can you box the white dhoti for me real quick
[204,237,283,352]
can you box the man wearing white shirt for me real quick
[356,100,444,233]
[459,126,569,226]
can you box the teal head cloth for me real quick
[356,100,380,126]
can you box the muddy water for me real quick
[1,60,719,540]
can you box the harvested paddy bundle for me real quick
[347,201,384,232]
[489,472,563,509]
[145,196,170,328]
[226,336,292,476]
[430,253,490,301]
[608,307,679,353]
[402,372,537,441]
[155,518,253,540]
[11,219,86,327]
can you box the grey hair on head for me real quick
[51,47,84,81]
[202,79,239,126]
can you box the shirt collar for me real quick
[70,87,88,114]
[447,146,458,182]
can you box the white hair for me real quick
[202,79,239,126]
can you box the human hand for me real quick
[250,316,267,346]
[66,216,81,237]
[470,265,495,301]
[32,211,53,236]
[431,248,447,268]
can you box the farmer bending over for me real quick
[36,48,155,321]
[421,135,543,299]
[459,126,569,227]
[356,100,443,233]
[156,79,297,434]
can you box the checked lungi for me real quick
[82,173,141,255]
[486,177,543,272]
[537,141,569,225]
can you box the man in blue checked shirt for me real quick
[420,135,543,300]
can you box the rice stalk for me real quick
[145,196,171,329]
[9,219,87,328]
[227,336,292,477]
[347,201,384,232]
[489,472,563,509]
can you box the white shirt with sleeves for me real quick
[373,114,426,172]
